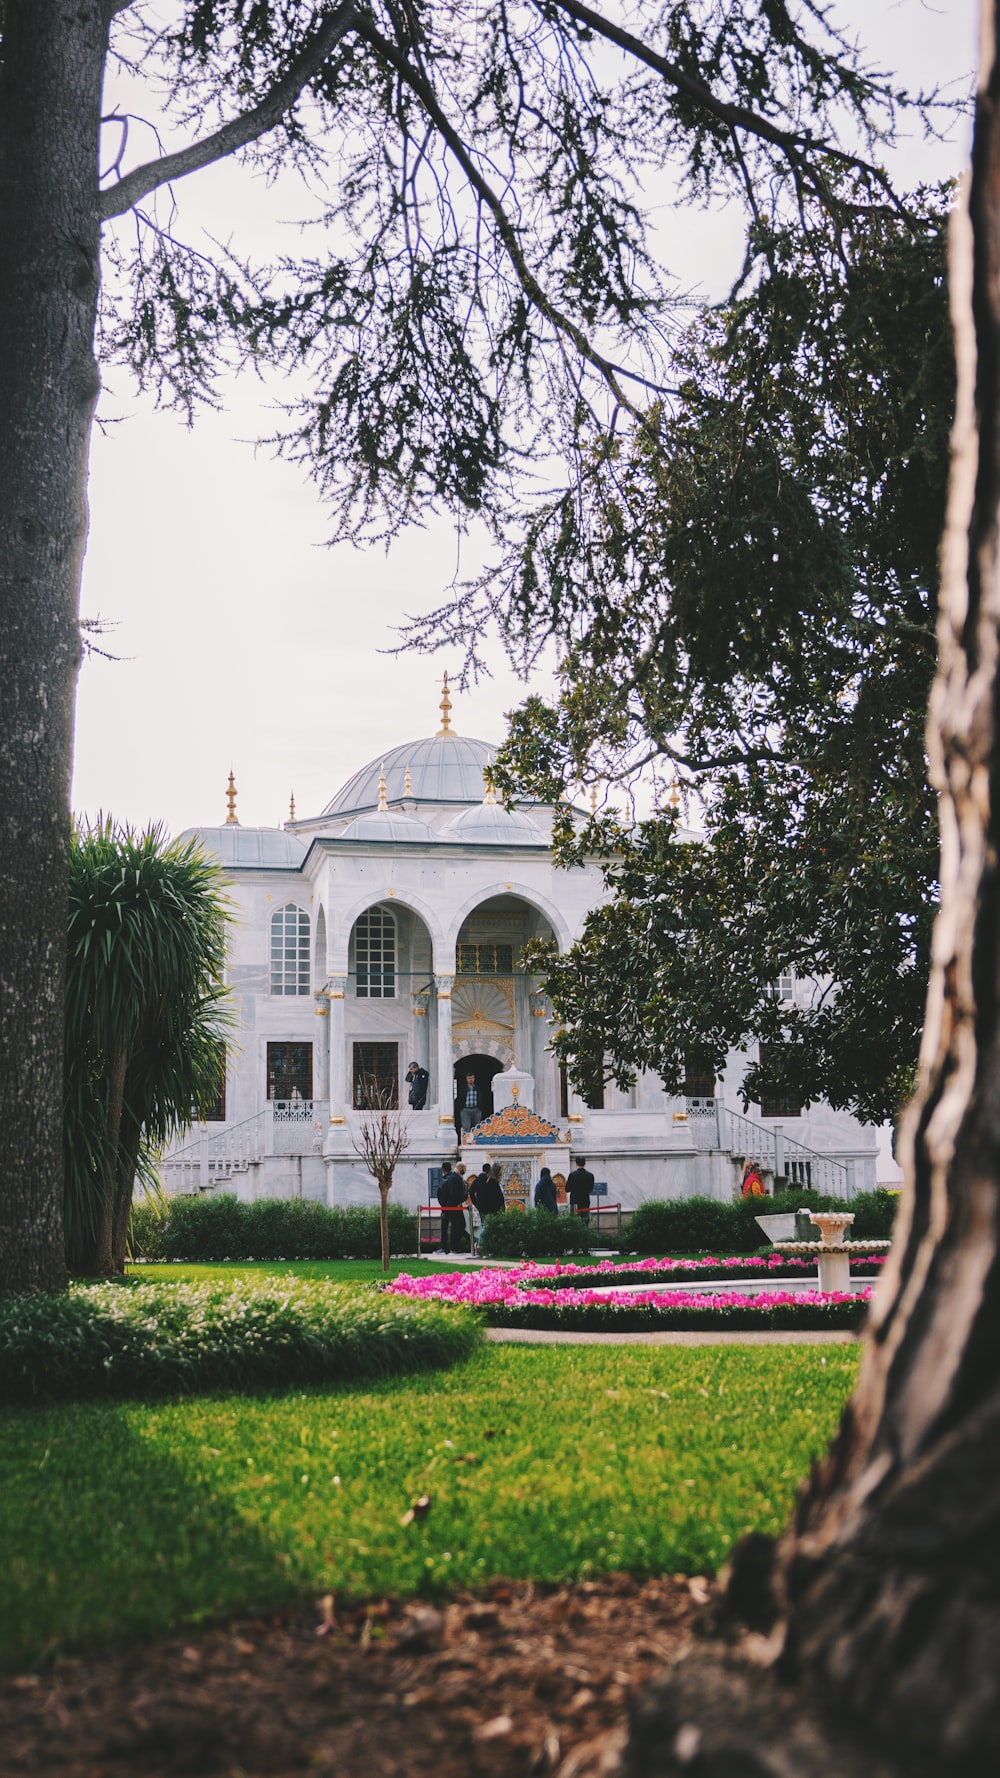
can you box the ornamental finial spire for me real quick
[289,789,296,822]
[404,764,413,796]
[590,783,598,816]
[484,757,496,804]
[226,769,239,825]
[438,670,453,735]
[378,761,388,811]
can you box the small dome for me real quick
[179,826,307,869]
[323,731,497,815]
[444,803,544,845]
[339,809,434,843]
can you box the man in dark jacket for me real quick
[437,1162,468,1253]
[534,1167,559,1215]
[566,1157,596,1223]
[406,1061,429,1109]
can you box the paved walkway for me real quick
[485,1326,857,1346]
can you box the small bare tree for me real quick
[352,1079,410,1272]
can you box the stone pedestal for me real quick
[816,1248,851,1293]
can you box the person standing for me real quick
[457,1070,484,1133]
[406,1060,429,1109]
[437,1161,468,1253]
[470,1162,505,1248]
[534,1167,558,1215]
[566,1156,596,1224]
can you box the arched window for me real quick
[354,906,395,998]
[270,904,311,995]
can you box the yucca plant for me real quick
[65,820,231,1276]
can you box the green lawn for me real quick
[0,1341,859,1668]
[129,1259,463,1284]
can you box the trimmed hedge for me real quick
[478,1209,595,1259]
[622,1190,899,1255]
[486,1297,866,1333]
[130,1194,418,1262]
[0,1277,480,1405]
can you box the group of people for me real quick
[435,1155,597,1252]
[436,1158,505,1252]
[405,1061,490,1137]
[535,1158,595,1221]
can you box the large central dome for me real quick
[322,731,496,817]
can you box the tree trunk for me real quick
[0,1,110,1293]
[624,15,1000,1776]
[770,24,1000,1766]
[379,1181,391,1272]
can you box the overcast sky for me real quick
[72,0,978,838]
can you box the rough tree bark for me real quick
[0,1,113,1293]
[624,12,1000,1776]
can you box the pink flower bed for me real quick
[386,1265,872,1314]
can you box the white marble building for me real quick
[163,685,878,1209]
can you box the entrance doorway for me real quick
[454,1054,504,1137]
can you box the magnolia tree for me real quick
[352,1085,410,1272]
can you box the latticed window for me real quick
[758,1043,802,1118]
[354,907,395,997]
[683,1055,716,1100]
[266,1042,313,1101]
[353,1042,398,1108]
[270,904,311,995]
[456,942,514,975]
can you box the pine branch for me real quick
[99,2,360,222]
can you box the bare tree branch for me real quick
[99,2,360,222]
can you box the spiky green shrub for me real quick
[0,1278,479,1404]
[65,822,230,1277]
[479,1210,594,1259]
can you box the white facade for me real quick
[163,713,878,1209]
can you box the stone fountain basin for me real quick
[775,1240,891,1255]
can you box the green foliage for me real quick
[622,1190,899,1254]
[0,1343,859,1664]
[478,1209,595,1259]
[64,821,230,1276]
[0,1277,479,1405]
[137,1194,419,1263]
[479,198,951,1126]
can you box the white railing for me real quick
[683,1099,853,1197]
[156,1099,330,1191]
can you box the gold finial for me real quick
[404,764,413,796]
[377,761,388,811]
[289,789,296,822]
[484,758,497,804]
[225,770,239,825]
[437,670,453,735]
[589,783,598,816]
[669,774,680,810]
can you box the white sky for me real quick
[73,0,978,838]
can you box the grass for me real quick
[129,1259,455,1285]
[0,1341,859,1668]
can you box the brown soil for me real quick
[1,1575,704,1778]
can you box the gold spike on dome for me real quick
[437,671,453,735]
[589,784,599,816]
[669,774,680,810]
[225,770,239,825]
[404,765,413,796]
[483,757,497,804]
[378,762,388,811]
[289,789,296,822]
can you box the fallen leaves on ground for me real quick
[0,1573,705,1777]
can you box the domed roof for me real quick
[444,802,544,845]
[338,809,434,843]
[179,826,307,870]
[323,731,496,816]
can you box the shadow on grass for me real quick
[0,1396,304,1669]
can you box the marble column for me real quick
[435,973,455,1128]
[314,987,330,1113]
[326,974,348,1124]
